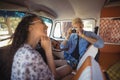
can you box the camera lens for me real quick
[72,28,76,33]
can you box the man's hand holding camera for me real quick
[65,28,72,40]
[77,30,85,38]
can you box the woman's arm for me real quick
[40,36,57,78]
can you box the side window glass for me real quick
[0,17,22,47]
[54,22,61,38]
[53,21,72,38]
[83,19,96,31]
[0,17,8,35]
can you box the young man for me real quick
[60,17,104,69]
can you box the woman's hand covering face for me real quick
[40,36,52,52]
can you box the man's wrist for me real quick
[65,37,68,41]
[81,34,85,38]
[65,35,70,40]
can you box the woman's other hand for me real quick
[40,36,52,52]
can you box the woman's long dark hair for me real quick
[10,14,38,55]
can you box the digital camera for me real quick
[72,28,76,33]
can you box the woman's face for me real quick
[29,18,48,36]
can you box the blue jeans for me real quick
[64,52,79,70]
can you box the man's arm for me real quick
[79,32,104,48]
[81,33,97,44]
[60,28,72,50]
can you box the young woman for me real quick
[10,14,57,80]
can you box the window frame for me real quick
[52,18,96,39]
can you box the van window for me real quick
[0,10,27,47]
[0,10,52,47]
[53,22,61,38]
[53,19,96,39]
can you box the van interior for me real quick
[0,0,120,80]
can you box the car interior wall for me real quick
[100,6,120,18]
[99,44,120,70]
[99,5,120,70]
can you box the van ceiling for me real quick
[0,0,116,20]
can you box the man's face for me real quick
[72,23,83,33]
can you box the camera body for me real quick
[72,28,76,33]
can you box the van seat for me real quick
[106,61,120,80]
[77,45,98,70]
[99,44,120,70]
[72,56,105,80]
[0,45,12,80]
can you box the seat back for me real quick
[106,61,120,80]
[0,45,12,80]
[72,56,105,80]
[77,45,98,70]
